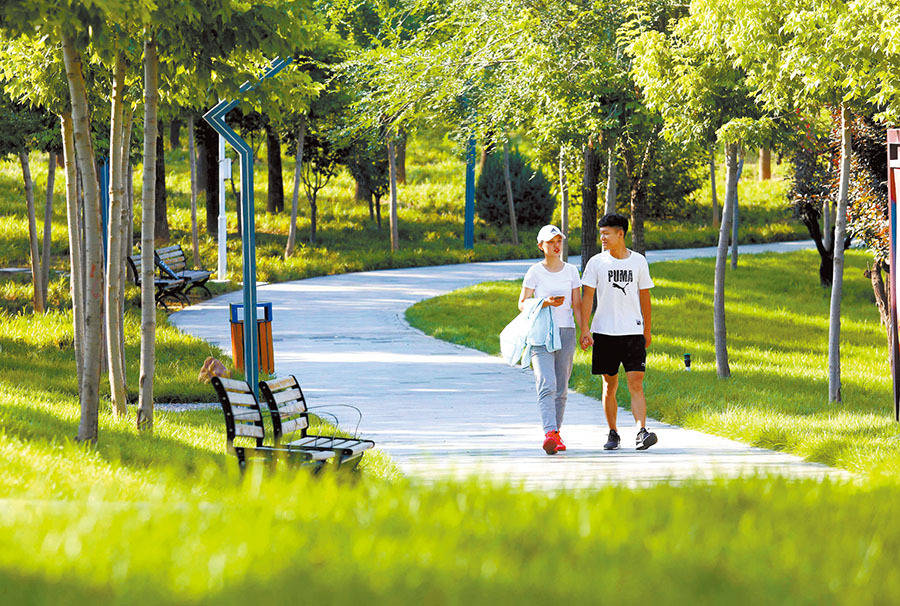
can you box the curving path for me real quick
[171,240,850,489]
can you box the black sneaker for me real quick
[603,430,620,450]
[636,427,658,450]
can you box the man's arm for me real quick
[580,286,595,350]
[639,288,652,348]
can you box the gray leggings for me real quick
[530,327,576,433]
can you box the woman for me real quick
[519,224,583,455]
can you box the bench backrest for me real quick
[126,254,142,284]
[156,245,187,274]
[211,376,266,449]
[258,376,309,445]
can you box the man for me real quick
[579,213,658,450]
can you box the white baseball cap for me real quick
[536,225,565,244]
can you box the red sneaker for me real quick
[556,432,566,451]
[543,431,559,455]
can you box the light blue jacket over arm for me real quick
[499,298,561,368]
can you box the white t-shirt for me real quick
[581,250,654,335]
[522,262,581,329]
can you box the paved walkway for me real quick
[172,240,849,489]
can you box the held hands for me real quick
[580,332,593,351]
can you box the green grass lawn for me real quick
[406,249,900,476]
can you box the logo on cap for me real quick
[537,225,565,243]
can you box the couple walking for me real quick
[504,213,657,455]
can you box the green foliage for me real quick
[475,150,554,229]
[407,249,898,476]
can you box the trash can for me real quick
[229,302,274,374]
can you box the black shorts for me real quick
[591,333,646,375]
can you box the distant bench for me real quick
[126,252,188,310]
[155,244,212,298]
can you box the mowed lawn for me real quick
[406,249,900,476]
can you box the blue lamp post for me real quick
[203,57,293,396]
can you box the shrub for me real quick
[475,149,555,228]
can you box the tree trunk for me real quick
[710,145,719,230]
[581,140,600,272]
[61,111,86,390]
[285,120,306,258]
[502,141,519,246]
[105,53,128,416]
[138,35,159,432]
[396,130,407,184]
[823,198,832,253]
[828,105,851,404]
[41,152,56,306]
[265,122,284,213]
[375,194,382,229]
[61,30,104,443]
[198,118,218,236]
[730,153,744,269]
[169,118,182,150]
[187,115,200,267]
[758,147,771,180]
[559,148,569,261]
[19,152,44,314]
[387,137,399,252]
[119,110,133,392]
[604,135,617,215]
[865,260,891,338]
[478,130,495,175]
[714,143,739,379]
[154,120,169,242]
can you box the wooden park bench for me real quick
[259,375,375,470]
[155,244,213,298]
[126,252,189,310]
[211,376,335,473]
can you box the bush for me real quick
[475,149,555,228]
[641,140,706,221]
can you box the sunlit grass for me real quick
[406,249,900,476]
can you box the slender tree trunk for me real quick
[581,140,600,272]
[138,35,159,432]
[265,122,284,213]
[105,53,128,416]
[119,109,133,391]
[710,145,719,230]
[828,105,852,404]
[758,148,771,180]
[285,120,306,258]
[154,120,169,242]
[19,152,44,314]
[41,152,56,305]
[387,137,399,252]
[61,112,85,388]
[375,194,382,229]
[714,143,739,379]
[62,30,104,443]
[730,153,744,269]
[604,135,617,215]
[169,118,182,150]
[396,129,407,184]
[187,114,200,267]
[559,148,569,261]
[865,260,891,337]
[198,118,218,235]
[502,141,519,246]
